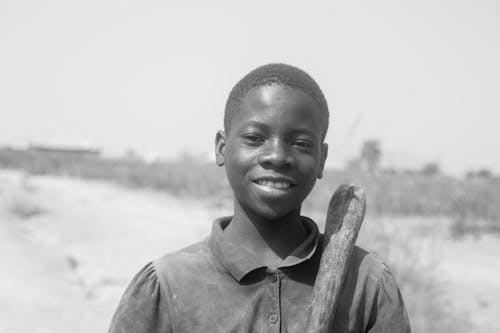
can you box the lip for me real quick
[251,176,297,193]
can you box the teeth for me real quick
[256,180,291,189]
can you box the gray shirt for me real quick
[109,216,411,332]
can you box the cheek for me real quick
[300,154,322,175]
[298,158,322,191]
[226,145,255,170]
[225,155,245,177]
[301,175,318,194]
[224,152,251,189]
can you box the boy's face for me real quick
[216,84,328,220]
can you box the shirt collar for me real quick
[208,216,320,282]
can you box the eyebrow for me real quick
[289,127,318,137]
[244,120,267,129]
[242,121,319,138]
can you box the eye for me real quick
[242,133,264,145]
[294,139,313,149]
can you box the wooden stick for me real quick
[304,184,366,332]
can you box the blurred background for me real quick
[1,0,499,332]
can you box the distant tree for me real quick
[477,168,493,179]
[421,162,440,176]
[125,149,141,162]
[360,139,381,173]
[465,168,494,180]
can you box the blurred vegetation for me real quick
[1,143,499,237]
[1,144,496,333]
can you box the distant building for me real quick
[28,144,101,158]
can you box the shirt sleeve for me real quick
[108,262,172,333]
[367,266,412,333]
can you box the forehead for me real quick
[232,84,325,134]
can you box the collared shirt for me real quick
[109,217,411,333]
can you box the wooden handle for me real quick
[304,184,366,332]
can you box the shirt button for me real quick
[270,275,278,283]
[269,314,279,323]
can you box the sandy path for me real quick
[0,170,225,333]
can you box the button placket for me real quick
[267,271,281,330]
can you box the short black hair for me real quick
[224,63,329,140]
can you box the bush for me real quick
[1,147,499,235]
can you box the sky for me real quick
[1,0,499,175]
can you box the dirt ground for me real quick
[0,170,499,332]
[437,234,500,332]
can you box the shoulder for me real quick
[342,245,404,303]
[109,262,171,332]
[154,238,215,271]
[122,261,161,296]
[153,238,221,289]
[332,246,410,331]
[316,234,392,285]
[349,245,393,283]
[347,248,411,332]
[346,246,408,314]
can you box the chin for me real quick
[254,204,300,221]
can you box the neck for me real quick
[224,200,308,268]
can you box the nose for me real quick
[257,139,294,169]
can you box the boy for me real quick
[109,64,411,332]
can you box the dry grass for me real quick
[356,216,473,333]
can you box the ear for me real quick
[317,143,328,179]
[215,130,227,167]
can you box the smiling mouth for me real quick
[254,180,295,190]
